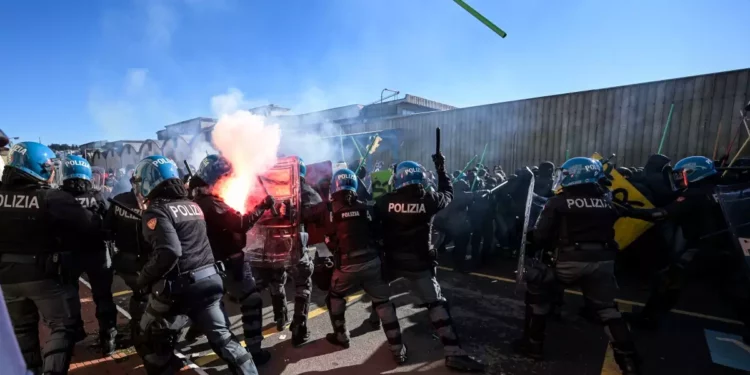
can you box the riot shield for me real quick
[516,169,536,291]
[716,182,750,270]
[305,160,332,247]
[244,156,303,269]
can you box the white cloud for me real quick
[144,1,178,49]
[125,68,148,95]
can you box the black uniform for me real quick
[519,184,639,374]
[103,191,149,339]
[135,193,257,375]
[62,185,118,350]
[629,181,750,341]
[0,168,99,374]
[193,191,270,360]
[308,194,406,360]
[375,165,483,372]
[254,179,317,345]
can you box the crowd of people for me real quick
[1,126,750,375]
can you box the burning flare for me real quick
[211,111,281,213]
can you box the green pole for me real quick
[350,136,364,159]
[453,154,478,182]
[565,148,570,160]
[471,143,488,191]
[657,103,675,155]
[452,0,507,38]
[354,133,379,175]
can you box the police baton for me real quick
[257,176,280,217]
[183,160,195,178]
[436,127,441,155]
[488,180,509,195]
[107,198,142,219]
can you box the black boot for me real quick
[291,321,310,347]
[445,355,485,372]
[513,305,546,360]
[99,327,117,357]
[72,320,87,343]
[272,297,289,332]
[251,349,272,366]
[612,342,641,375]
[325,333,351,348]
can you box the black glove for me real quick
[260,195,275,210]
[432,152,446,171]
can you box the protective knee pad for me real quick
[16,324,42,369]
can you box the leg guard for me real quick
[325,291,349,346]
[513,294,547,360]
[425,299,466,357]
[11,306,43,371]
[238,291,264,354]
[604,317,641,375]
[373,299,404,357]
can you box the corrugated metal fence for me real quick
[343,68,750,171]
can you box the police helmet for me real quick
[331,168,358,195]
[198,154,232,186]
[7,141,56,183]
[393,161,425,190]
[131,155,181,209]
[62,155,92,181]
[299,157,307,178]
[553,157,604,189]
[671,156,717,189]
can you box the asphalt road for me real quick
[90,256,750,375]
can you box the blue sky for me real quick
[1,0,747,145]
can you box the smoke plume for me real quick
[211,110,281,213]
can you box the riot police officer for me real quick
[0,142,99,375]
[255,157,317,346]
[103,181,149,342]
[60,155,117,356]
[514,157,640,375]
[192,154,274,364]
[131,155,257,375]
[626,156,750,343]
[374,156,485,372]
[309,169,407,363]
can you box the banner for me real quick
[592,152,655,250]
[371,170,393,199]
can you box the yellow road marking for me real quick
[437,266,744,325]
[193,291,367,367]
[113,290,133,297]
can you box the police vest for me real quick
[143,199,214,278]
[554,192,619,262]
[73,191,102,210]
[328,202,378,268]
[0,188,48,254]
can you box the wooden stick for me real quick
[712,122,723,160]
[722,136,750,177]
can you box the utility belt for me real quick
[0,252,75,282]
[152,262,224,298]
[556,242,616,262]
[334,247,379,269]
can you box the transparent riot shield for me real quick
[245,156,303,269]
[715,182,750,270]
[516,169,536,291]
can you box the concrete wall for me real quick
[342,68,750,171]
